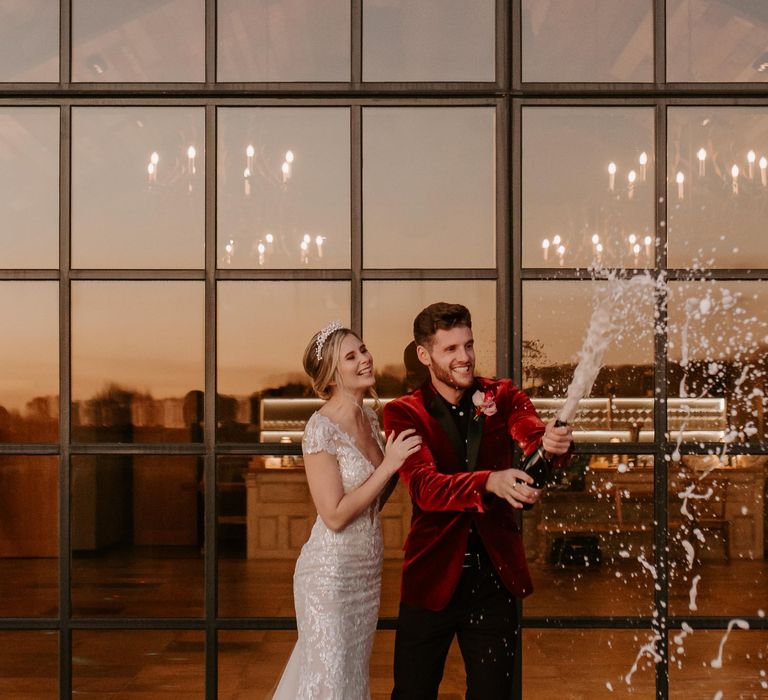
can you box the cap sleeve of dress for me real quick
[302,413,338,456]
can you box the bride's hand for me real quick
[383,428,422,473]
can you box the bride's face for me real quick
[332,333,375,394]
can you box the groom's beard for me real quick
[429,357,475,391]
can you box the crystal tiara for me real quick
[315,320,344,361]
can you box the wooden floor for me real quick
[1,552,767,697]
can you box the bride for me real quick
[271,321,421,699]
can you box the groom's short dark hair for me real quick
[413,303,472,348]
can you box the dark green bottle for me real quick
[521,419,566,510]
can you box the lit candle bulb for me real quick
[760,156,767,186]
[676,171,685,200]
[627,169,637,199]
[187,145,196,175]
[541,238,550,261]
[633,243,641,266]
[282,161,291,183]
[552,234,561,246]
[315,235,324,257]
[246,144,254,171]
[265,232,274,252]
[556,244,565,266]
[300,239,309,264]
[644,235,653,259]
[628,233,637,256]
[149,151,159,183]
[285,150,295,163]
[731,164,739,194]
[591,233,600,246]
[225,239,234,264]
[595,242,603,262]
[608,162,617,191]
[257,242,266,266]
[303,233,311,245]
[697,148,707,177]
[747,150,756,179]
[243,167,251,196]
[638,152,648,182]
[147,162,155,184]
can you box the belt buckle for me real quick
[463,552,480,569]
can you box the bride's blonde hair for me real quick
[302,325,379,405]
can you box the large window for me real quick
[2,2,767,698]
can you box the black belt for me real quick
[463,551,484,569]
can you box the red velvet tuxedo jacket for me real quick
[383,377,570,611]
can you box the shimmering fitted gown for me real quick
[271,408,384,699]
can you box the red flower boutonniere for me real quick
[472,389,497,421]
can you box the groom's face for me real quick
[417,325,476,392]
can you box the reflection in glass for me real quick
[0,457,58,617]
[72,0,205,82]
[523,629,656,695]
[71,107,205,269]
[71,456,203,617]
[667,281,768,442]
[72,630,204,695]
[71,282,204,443]
[668,630,768,698]
[522,280,655,439]
[524,454,655,618]
[362,280,496,396]
[668,455,767,618]
[522,0,653,82]
[522,108,655,268]
[0,282,58,443]
[217,0,350,82]
[667,0,768,83]
[0,631,58,698]
[0,108,59,268]
[217,108,350,269]
[0,0,58,82]
[363,0,494,82]
[668,107,768,268]
[217,281,349,442]
[217,456,409,618]
[363,108,495,268]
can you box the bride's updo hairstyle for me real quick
[303,322,357,400]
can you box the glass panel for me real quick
[522,108,655,269]
[217,0,350,82]
[217,281,349,443]
[71,107,205,269]
[217,108,350,269]
[363,108,495,269]
[218,630,468,697]
[524,454,655,618]
[0,457,58,617]
[363,0,495,82]
[667,0,768,83]
[217,455,408,618]
[669,630,768,698]
[667,107,768,268]
[72,630,204,696]
[362,280,497,397]
[71,456,203,617]
[522,0,653,82]
[0,108,59,268]
[667,281,768,443]
[72,0,205,82]
[668,455,767,617]
[523,629,656,696]
[0,282,58,443]
[0,631,58,698]
[0,0,58,82]
[71,282,204,444]
[522,280,655,440]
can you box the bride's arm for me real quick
[304,430,419,532]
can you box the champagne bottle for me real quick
[521,419,567,510]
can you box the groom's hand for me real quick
[485,469,542,509]
[542,419,573,456]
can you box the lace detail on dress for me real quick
[273,409,384,699]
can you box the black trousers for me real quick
[391,551,518,700]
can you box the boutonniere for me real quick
[472,389,497,421]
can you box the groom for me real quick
[383,302,573,699]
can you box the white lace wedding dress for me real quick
[270,408,384,699]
